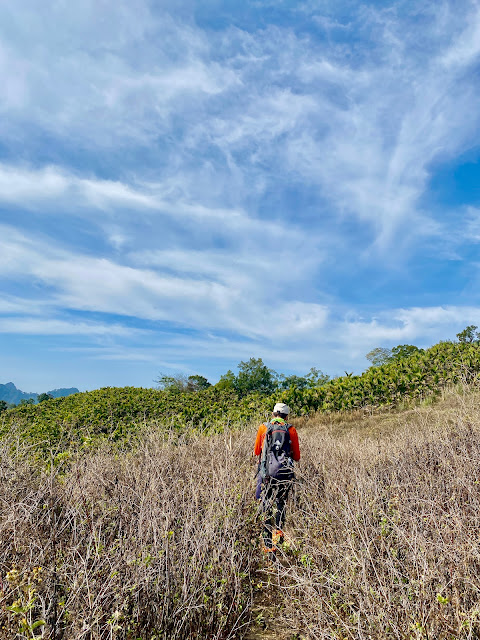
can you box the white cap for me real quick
[273,402,290,415]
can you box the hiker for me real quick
[254,402,300,559]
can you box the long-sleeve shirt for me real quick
[253,419,300,461]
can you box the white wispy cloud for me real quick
[0,224,325,341]
[0,317,143,337]
[0,0,479,388]
[1,0,477,253]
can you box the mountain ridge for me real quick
[0,382,79,405]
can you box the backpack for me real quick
[258,422,294,481]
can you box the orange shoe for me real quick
[262,546,276,562]
[272,530,284,545]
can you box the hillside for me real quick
[1,340,479,456]
[2,340,480,637]
[2,385,480,638]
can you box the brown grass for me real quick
[0,428,260,639]
[271,387,480,639]
[3,387,480,639]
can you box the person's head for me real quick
[272,402,290,420]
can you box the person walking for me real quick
[254,402,300,561]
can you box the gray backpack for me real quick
[259,422,294,480]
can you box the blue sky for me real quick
[1,0,480,392]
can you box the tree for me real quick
[390,345,424,360]
[19,398,35,405]
[215,370,236,391]
[456,325,480,344]
[305,367,330,387]
[155,373,211,393]
[279,374,309,390]
[0,400,8,413]
[366,344,424,367]
[366,347,392,366]
[235,357,278,396]
[279,367,330,390]
[155,374,188,392]
[186,375,211,392]
[38,393,54,403]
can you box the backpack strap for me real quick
[258,422,271,480]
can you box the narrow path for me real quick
[244,563,289,640]
[244,529,307,640]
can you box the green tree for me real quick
[215,370,236,391]
[186,375,211,392]
[366,347,392,366]
[38,393,54,403]
[155,374,188,392]
[279,367,329,389]
[235,357,278,396]
[390,345,424,360]
[0,400,8,413]
[456,325,480,344]
[306,367,330,387]
[156,373,211,393]
[19,398,35,406]
[279,373,309,390]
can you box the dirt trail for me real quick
[244,564,290,640]
[244,530,307,640]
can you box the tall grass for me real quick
[4,388,480,639]
[271,388,480,639]
[0,428,259,639]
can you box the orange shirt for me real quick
[253,421,300,461]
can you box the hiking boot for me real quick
[272,529,284,546]
[262,546,277,562]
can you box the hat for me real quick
[273,402,290,415]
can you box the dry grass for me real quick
[0,428,260,639]
[3,387,480,639]
[271,387,480,639]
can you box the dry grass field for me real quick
[3,385,480,639]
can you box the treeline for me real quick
[157,358,329,396]
[1,337,480,458]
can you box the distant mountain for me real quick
[0,382,79,405]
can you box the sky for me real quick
[1,0,480,392]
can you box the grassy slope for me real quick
[3,382,480,638]
[3,342,480,454]
[251,386,480,639]
[0,386,272,456]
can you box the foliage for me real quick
[0,400,7,413]
[366,344,423,366]
[0,386,273,455]
[3,567,45,639]
[155,373,211,392]
[390,344,424,360]
[280,341,480,415]
[215,359,328,396]
[4,383,480,638]
[235,357,278,396]
[214,357,278,397]
[278,367,329,390]
[456,324,480,343]
[215,369,236,391]
[186,375,211,391]
[3,341,480,455]
[37,393,53,403]
[365,347,393,366]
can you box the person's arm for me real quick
[253,424,267,456]
[289,426,300,461]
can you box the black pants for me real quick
[261,473,293,548]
